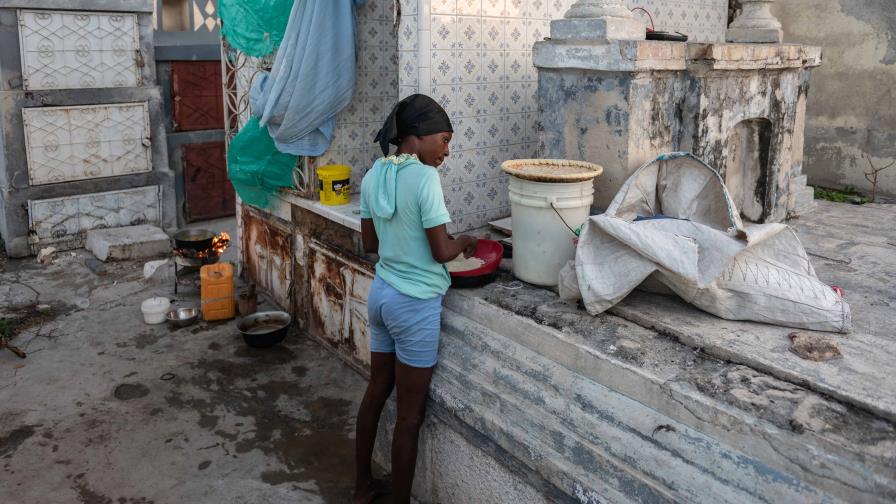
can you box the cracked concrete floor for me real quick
[0,230,374,503]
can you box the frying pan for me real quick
[449,239,504,288]
[173,228,215,250]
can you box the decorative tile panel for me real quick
[18,10,141,91]
[23,103,152,186]
[28,186,162,251]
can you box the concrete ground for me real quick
[0,218,378,504]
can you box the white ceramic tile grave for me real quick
[23,102,152,186]
[18,10,141,91]
[28,186,162,251]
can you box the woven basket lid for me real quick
[500,159,604,182]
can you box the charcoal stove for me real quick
[171,231,230,294]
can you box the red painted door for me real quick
[183,141,235,222]
[171,61,224,132]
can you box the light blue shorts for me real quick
[368,275,443,368]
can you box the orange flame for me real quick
[212,232,231,255]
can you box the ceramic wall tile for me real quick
[477,82,504,116]
[527,18,550,45]
[457,16,483,49]
[450,116,474,151]
[482,0,506,17]
[432,14,458,49]
[481,51,504,83]
[432,84,460,118]
[457,0,482,16]
[505,0,530,18]
[400,0,419,16]
[431,0,456,15]
[400,51,420,86]
[455,84,477,117]
[399,15,419,51]
[432,50,457,85]
[505,19,528,50]
[457,51,482,84]
[481,17,505,50]
[503,51,529,82]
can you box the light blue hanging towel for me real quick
[250,0,368,157]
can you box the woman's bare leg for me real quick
[391,361,435,503]
[353,352,396,504]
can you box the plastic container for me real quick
[200,262,235,321]
[141,297,171,325]
[508,176,595,286]
[317,164,351,206]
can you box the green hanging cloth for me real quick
[227,117,298,209]
[218,0,294,57]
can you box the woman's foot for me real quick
[352,477,392,504]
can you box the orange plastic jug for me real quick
[200,262,235,321]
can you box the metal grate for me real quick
[220,37,311,195]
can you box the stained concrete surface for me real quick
[0,223,378,503]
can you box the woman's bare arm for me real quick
[425,224,477,264]
[361,218,379,254]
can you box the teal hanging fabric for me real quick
[218,0,293,57]
[227,117,298,208]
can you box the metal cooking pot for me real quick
[173,228,215,250]
[237,311,292,348]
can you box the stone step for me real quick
[85,225,171,262]
[791,174,809,188]
[789,185,818,217]
[428,308,837,504]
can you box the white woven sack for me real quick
[559,153,851,333]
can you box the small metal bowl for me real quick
[166,307,199,328]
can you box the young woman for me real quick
[353,94,478,504]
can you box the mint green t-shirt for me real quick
[360,154,452,300]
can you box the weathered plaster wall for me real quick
[773,0,896,200]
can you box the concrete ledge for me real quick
[535,40,822,72]
[86,225,170,261]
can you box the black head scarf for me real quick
[374,94,453,156]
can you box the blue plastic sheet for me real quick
[250,0,367,157]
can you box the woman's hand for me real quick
[460,235,479,258]
[425,225,479,263]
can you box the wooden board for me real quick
[489,216,513,235]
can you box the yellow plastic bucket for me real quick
[317,164,351,206]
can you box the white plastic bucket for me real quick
[509,177,594,286]
[141,297,171,325]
